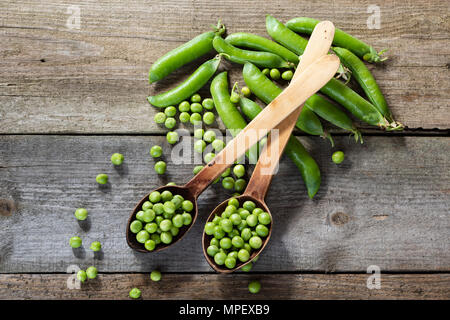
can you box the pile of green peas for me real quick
[129,190,194,251]
[204,198,271,270]
[261,68,293,81]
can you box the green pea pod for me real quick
[286,17,387,63]
[210,72,258,164]
[239,97,320,199]
[149,22,225,83]
[333,47,392,122]
[242,62,330,140]
[213,36,293,69]
[266,15,308,56]
[148,57,221,108]
[225,32,299,65]
[320,78,403,130]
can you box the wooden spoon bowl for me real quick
[126,185,198,253]
[202,194,273,273]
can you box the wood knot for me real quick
[0,199,16,216]
[330,212,349,226]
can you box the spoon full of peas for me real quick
[202,21,337,272]
[126,28,338,253]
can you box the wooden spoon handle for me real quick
[184,54,340,198]
[243,21,336,201]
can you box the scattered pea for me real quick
[150,145,163,158]
[179,112,190,123]
[203,112,215,125]
[190,112,202,125]
[74,208,88,221]
[69,236,82,248]
[110,153,124,165]
[194,139,206,153]
[190,102,203,113]
[241,262,253,272]
[193,165,204,175]
[241,86,251,97]
[202,98,214,110]
[150,270,162,281]
[211,139,225,152]
[178,101,190,112]
[194,128,204,139]
[96,174,108,185]
[166,131,179,144]
[164,117,176,129]
[332,151,345,164]
[90,241,102,252]
[230,91,240,103]
[86,266,98,279]
[164,106,177,117]
[234,178,247,192]
[154,161,166,174]
[233,164,245,178]
[248,280,261,294]
[129,288,141,299]
[281,70,293,81]
[204,152,215,163]
[154,112,166,124]
[203,130,216,143]
[270,68,280,80]
[191,93,201,103]
[77,270,87,283]
[222,176,235,190]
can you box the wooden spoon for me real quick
[202,21,336,271]
[127,53,340,253]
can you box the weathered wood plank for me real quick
[0,0,449,133]
[0,273,448,300]
[0,135,448,273]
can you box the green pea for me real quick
[233,164,245,178]
[163,201,175,214]
[194,140,206,153]
[190,112,202,124]
[241,228,252,241]
[241,262,253,272]
[90,241,102,252]
[136,210,145,222]
[221,167,231,178]
[225,256,237,269]
[143,209,156,223]
[166,182,176,186]
[256,224,269,237]
[203,130,216,143]
[69,236,82,248]
[237,248,250,262]
[160,231,173,244]
[194,128,204,139]
[164,106,177,117]
[243,243,252,254]
[96,173,108,185]
[230,213,242,225]
[191,93,201,103]
[136,230,150,243]
[225,205,237,215]
[144,239,156,251]
[151,233,161,244]
[182,212,192,225]
[179,112,190,123]
[262,68,270,76]
[203,112,215,125]
[165,117,177,129]
[241,86,251,97]
[150,145,162,158]
[193,165,204,175]
[190,102,203,113]
[231,235,244,248]
[221,211,231,219]
[211,139,225,151]
[258,212,271,225]
[86,266,98,279]
[204,152,215,163]
[155,216,164,225]
[222,177,235,190]
[270,68,280,80]
[228,198,239,208]
[228,228,239,238]
[212,216,222,225]
[202,98,214,110]
[160,190,173,201]
[182,200,194,212]
[154,112,166,124]
[204,222,215,235]
[238,208,250,219]
[220,218,233,233]
[110,153,124,166]
[145,222,158,234]
[230,91,240,104]
[159,218,173,232]
[248,280,261,293]
[150,270,162,282]
[170,226,179,237]
[154,161,166,174]
[210,238,219,247]
[237,220,248,232]
[243,201,256,212]
[149,191,161,203]
[220,237,232,249]
[166,131,179,144]
[249,236,263,249]
[142,201,153,210]
[74,208,88,221]
[252,208,263,215]
[207,244,219,257]
[234,179,247,192]
[228,251,238,260]
[282,70,293,81]
[77,270,87,283]
[214,251,227,265]
[332,150,345,164]
[178,101,190,112]
[214,225,225,239]
[129,288,141,299]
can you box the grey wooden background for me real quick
[0,0,449,299]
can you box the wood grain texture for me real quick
[0,273,448,300]
[0,0,449,133]
[0,135,448,273]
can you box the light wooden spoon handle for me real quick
[184,53,340,197]
[244,21,336,200]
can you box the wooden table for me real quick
[0,0,449,300]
